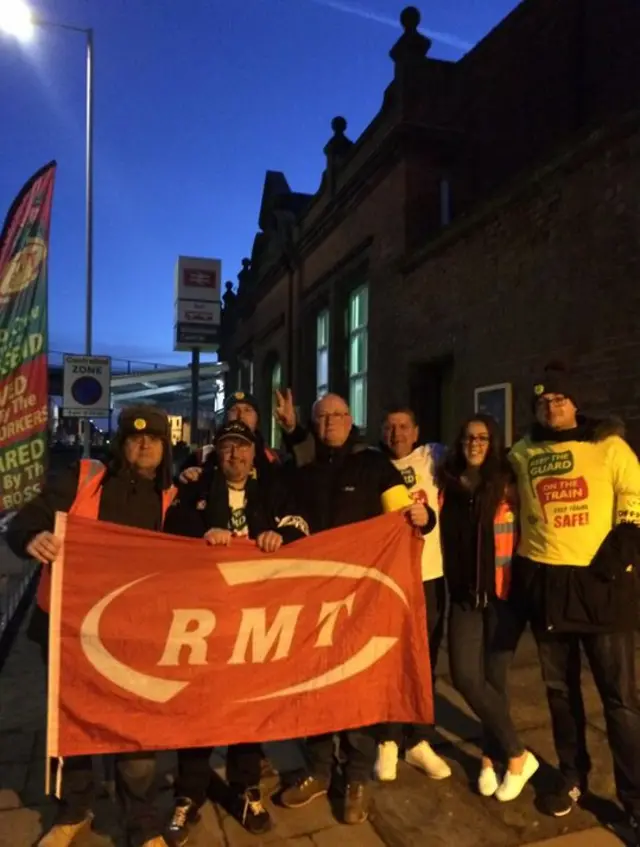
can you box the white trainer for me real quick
[495,752,540,802]
[405,741,452,780]
[478,765,500,797]
[375,741,399,782]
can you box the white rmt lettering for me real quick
[315,593,356,647]
[229,605,303,665]
[157,609,216,667]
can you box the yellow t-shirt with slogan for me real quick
[509,434,640,566]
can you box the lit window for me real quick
[347,285,368,428]
[270,360,282,450]
[316,309,330,398]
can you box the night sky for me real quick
[0,0,519,368]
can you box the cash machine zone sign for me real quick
[63,355,111,418]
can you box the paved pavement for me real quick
[0,548,635,846]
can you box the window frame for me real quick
[347,284,368,428]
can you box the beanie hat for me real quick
[113,404,173,489]
[118,405,171,440]
[532,362,580,411]
[224,391,260,419]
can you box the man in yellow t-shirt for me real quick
[509,363,640,839]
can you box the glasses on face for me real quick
[537,395,568,409]
[316,412,350,424]
[463,435,490,445]
[218,442,252,455]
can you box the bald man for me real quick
[277,392,434,825]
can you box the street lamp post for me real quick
[0,0,95,458]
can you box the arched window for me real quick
[269,359,283,450]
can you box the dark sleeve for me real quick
[162,480,208,539]
[421,505,437,536]
[377,454,406,493]
[6,464,80,558]
[282,425,317,468]
[266,472,309,545]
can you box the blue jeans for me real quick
[448,598,523,761]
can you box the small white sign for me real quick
[174,256,221,303]
[177,300,221,326]
[63,354,111,418]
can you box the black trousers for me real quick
[306,729,376,784]
[535,628,640,817]
[448,598,523,760]
[175,744,263,806]
[378,576,446,746]
[54,753,159,834]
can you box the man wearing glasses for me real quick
[274,391,428,825]
[509,362,640,842]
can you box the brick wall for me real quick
[376,115,640,451]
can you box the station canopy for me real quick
[110,361,228,417]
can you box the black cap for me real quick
[224,391,259,416]
[214,420,256,447]
[118,405,171,439]
[532,362,580,411]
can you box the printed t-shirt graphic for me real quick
[509,434,640,566]
[227,486,249,537]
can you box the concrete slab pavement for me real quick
[1,592,637,847]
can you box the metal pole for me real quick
[82,28,94,458]
[190,348,200,448]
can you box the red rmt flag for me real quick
[46,512,433,758]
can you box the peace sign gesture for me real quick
[274,388,297,433]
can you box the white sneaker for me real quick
[495,752,540,802]
[375,741,399,782]
[478,765,500,797]
[405,741,452,780]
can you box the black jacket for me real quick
[164,463,308,544]
[439,479,497,609]
[284,427,408,533]
[7,463,165,558]
[511,417,640,634]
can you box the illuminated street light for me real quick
[1,0,95,458]
[0,0,34,41]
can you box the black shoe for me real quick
[166,797,199,847]
[629,817,640,846]
[540,785,582,817]
[239,786,272,835]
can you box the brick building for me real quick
[219,0,640,451]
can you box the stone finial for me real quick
[222,280,236,310]
[323,116,354,161]
[237,258,252,294]
[390,5,432,67]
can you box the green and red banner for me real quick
[0,162,56,514]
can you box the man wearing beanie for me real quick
[7,404,176,847]
[508,362,640,840]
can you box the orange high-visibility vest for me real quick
[35,459,177,613]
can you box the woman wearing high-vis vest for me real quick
[7,405,177,847]
[438,414,539,804]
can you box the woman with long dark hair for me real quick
[438,414,538,801]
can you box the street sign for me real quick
[174,256,221,353]
[175,323,220,349]
[62,354,111,418]
[177,300,221,326]
[174,257,221,303]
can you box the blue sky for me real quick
[0,0,519,367]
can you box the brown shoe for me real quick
[38,814,93,846]
[280,775,330,809]
[344,782,369,825]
